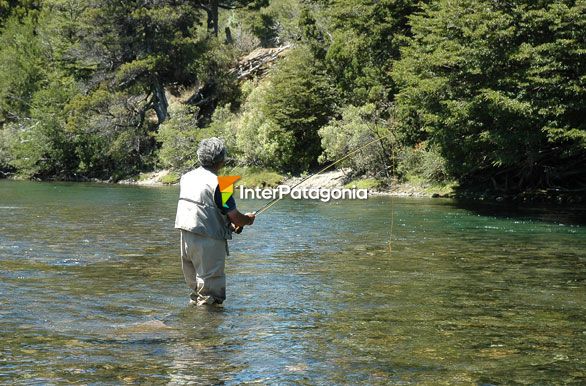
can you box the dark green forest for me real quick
[0,0,584,196]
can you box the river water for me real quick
[1,180,585,384]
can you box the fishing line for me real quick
[388,141,396,255]
[253,135,391,216]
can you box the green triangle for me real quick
[221,191,232,206]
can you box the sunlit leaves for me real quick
[392,0,585,190]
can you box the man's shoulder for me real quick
[183,166,203,176]
[182,167,208,178]
[181,167,218,186]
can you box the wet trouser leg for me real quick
[180,230,226,305]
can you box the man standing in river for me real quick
[175,137,255,306]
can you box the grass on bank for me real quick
[344,178,382,190]
[135,170,181,184]
[229,166,284,188]
[160,172,181,185]
[344,175,458,196]
[402,174,458,196]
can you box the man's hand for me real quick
[245,212,256,225]
[227,209,255,227]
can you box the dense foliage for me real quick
[393,0,586,191]
[0,0,584,195]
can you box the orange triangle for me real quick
[223,185,234,194]
[218,175,240,191]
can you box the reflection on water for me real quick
[1,180,585,384]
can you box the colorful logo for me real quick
[218,176,241,208]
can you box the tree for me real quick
[0,0,39,26]
[324,0,419,103]
[392,0,586,192]
[71,0,204,124]
[196,0,261,37]
[0,0,253,179]
[261,46,337,172]
[0,15,46,123]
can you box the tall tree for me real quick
[0,15,45,123]
[261,46,337,172]
[324,0,420,103]
[74,0,205,124]
[393,0,586,192]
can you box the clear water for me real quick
[1,180,585,384]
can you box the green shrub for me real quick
[156,105,219,172]
[319,103,394,178]
[160,171,180,185]
[398,142,450,184]
[231,80,295,170]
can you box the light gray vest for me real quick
[174,167,232,240]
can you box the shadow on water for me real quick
[452,198,586,226]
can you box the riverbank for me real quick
[3,168,581,203]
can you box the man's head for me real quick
[197,137,227,170]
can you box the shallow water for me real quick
[1,180,585,384]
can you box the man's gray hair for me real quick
[197,137,227,167]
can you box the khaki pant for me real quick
[180,230,227,305]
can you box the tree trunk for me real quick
[152,79,169,124]
[206,0,219,36]
[225,26,233,44]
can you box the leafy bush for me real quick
[0,121,42,177]
[0,125,14,175]
[214,46,337,174]
[398,142,450,184]
[319,103,393,178]
[232,79,295,169]
[207,104,239,158]
[157,105,217,172]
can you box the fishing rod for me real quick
[234,134,391,233]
